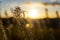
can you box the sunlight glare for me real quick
[28,9,39,19]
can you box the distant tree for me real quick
[45,8,48,18]
[56,11,59,18]
[4,10,8,18]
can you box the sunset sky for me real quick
[0,0,60,18]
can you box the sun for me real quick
[28,9,39,19]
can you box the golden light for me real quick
[28,9,39,19]
[20,2,46,19]
[26,24,30,28]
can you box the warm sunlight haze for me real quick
[28,9,39,19]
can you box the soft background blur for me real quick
[0,0,60,18]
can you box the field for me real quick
[0,18,60,40]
